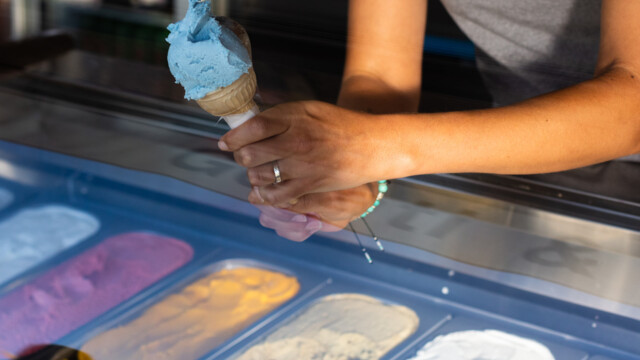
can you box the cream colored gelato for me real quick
[407,330,555,360]
[235,293,419,360]
[82,267,300,360]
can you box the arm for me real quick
[384,0,640,177]
[220,0,640,206]
[338,0,427,114]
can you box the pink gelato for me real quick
[0,232,193,358]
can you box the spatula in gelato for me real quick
[167,0,258,128]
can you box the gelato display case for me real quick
[1,1,640,359]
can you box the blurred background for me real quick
[0,0,492,110]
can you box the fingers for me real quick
[218,114,286,152]
[218,102,305,152]
[256,205,300,221]
[258,211,323,242]
[249,181,309,206]
[234,136,291,168]
[247,159,294,187]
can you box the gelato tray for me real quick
[0,141,638,360]
[0,205,100,286]
[79,259,303,360]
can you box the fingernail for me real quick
[218,140,229,151]
[305,219,323,232]
[253,186,265,203]
[291,214,307,223]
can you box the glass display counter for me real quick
[0,77,639,359]
[1,1,640,358]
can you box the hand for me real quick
[219,101,389,206]
[253,183,378,242]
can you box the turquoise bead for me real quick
[361,180,388,218]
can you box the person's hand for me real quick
[218,101,391,206]
[253,183,378,242]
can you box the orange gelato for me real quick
[82,267,299,360]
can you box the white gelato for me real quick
[0,205,100,284]
[235,293,419,360]
[407,330,555,360]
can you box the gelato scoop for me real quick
[167,0,258,128]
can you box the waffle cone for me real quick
[196,67,257,116]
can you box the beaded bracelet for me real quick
[361,180,389,218]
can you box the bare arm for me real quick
[383,0,640,177]
[220,0,640,206]
[338,0,427,114]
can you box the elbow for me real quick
[596,63,640,155]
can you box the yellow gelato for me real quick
[82,267,300,360]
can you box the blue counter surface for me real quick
[0,141,638,360]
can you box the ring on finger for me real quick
[273,161,282,184]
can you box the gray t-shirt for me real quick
[440,0,640,162]
[441,0,601,106]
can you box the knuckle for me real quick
[235,148,252,167]
[247,168,268,185]
[247,169,258,185]
[301,100,322,116]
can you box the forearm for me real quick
[339,0,426,114]
[338,75,420,114]
[377,66,640,178]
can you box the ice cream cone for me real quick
[195,66,257,116]
[195,16,259,128]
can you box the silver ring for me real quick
[273,161,282,184]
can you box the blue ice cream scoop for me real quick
[167,0,259,127]
[166,0,252,100]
